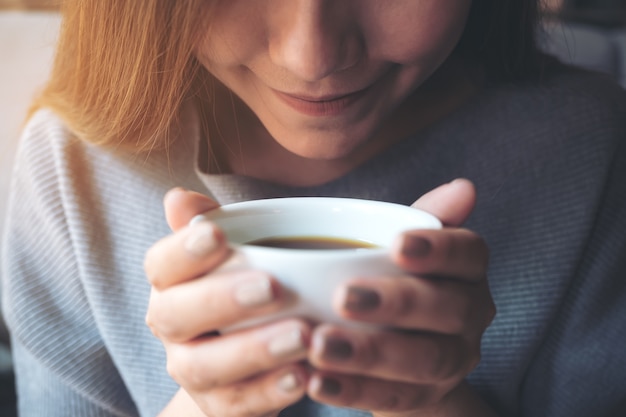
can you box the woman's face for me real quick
[195,0,472,161]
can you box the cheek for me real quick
[365,0,472,64]
[194,5,265,69]
[195,33,256,71]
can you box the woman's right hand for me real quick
[144,188,310,417]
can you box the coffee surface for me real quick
[247,236,378,250]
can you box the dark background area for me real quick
[559,0,626,26]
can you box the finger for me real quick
[147,270,286,342]
[333,276,493,334]
[308,325,479,386]
[166,320,310,391]
[308,375,482,416]
[391,228,489,281]
[164,187,220,232]
[144,219,231,290]
[411,179,476,227]
[196,364,308,417]
[308,372,441,413]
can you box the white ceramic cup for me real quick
[195,197,441,331]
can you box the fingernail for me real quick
[189,214,209,226]
[184,221,218,257]
[320,377,342,396]
[269,328,305,358]
[234,274,273,308]
[401,235,431,258]
[322,337,353,362]
[344,286,380,312]
[277,372,301,393]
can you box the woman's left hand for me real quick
[307,179,497,416]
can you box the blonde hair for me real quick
[31,0,210,152]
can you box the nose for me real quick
[268,1,363,82]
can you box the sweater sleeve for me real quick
[12,341,133,417]
[1,111,139,417]
[519,114,626,417]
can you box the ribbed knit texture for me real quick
[2,65,626,417]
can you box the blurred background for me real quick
[0,1,625,416]
[1,2,60,415]
[540,0,626,85]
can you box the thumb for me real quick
[411,178,476,227]
[163,188,220,231]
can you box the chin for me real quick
[276,130,368,161]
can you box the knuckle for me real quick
[405,385,437,410]
[357,334,382,370]
[341,376,362,408]
[143,245,156,270]
[391,286,418,319]
[224,386,255,417]
[161,326,184,343]
[468,234,490,274]
[420,340,460,381]
[421,347,444,380]
[474,235,489,260]
[379,383,431,411]
[145,300,182,342]
[466,346,482,374]
[466,229,489,255]
[144,312,159,337]
[167,347,216,390]
[445,292,474,334]
[187,365,212,390]
[473,284,496,330]
[376,393,400,411]
[444,312,466,335]
[143,246,165,288]
[165,350,183,384]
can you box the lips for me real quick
[273,87,369,117]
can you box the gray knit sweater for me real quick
[2,66,626,417]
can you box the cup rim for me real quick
[196,197,442,255]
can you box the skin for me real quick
[194,0,480,186]
[146,181,496,417]
[145,1,498,415]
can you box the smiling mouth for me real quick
[273,87,369,117]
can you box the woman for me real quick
[2,0,625,416]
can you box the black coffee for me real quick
[247,236,378,250]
